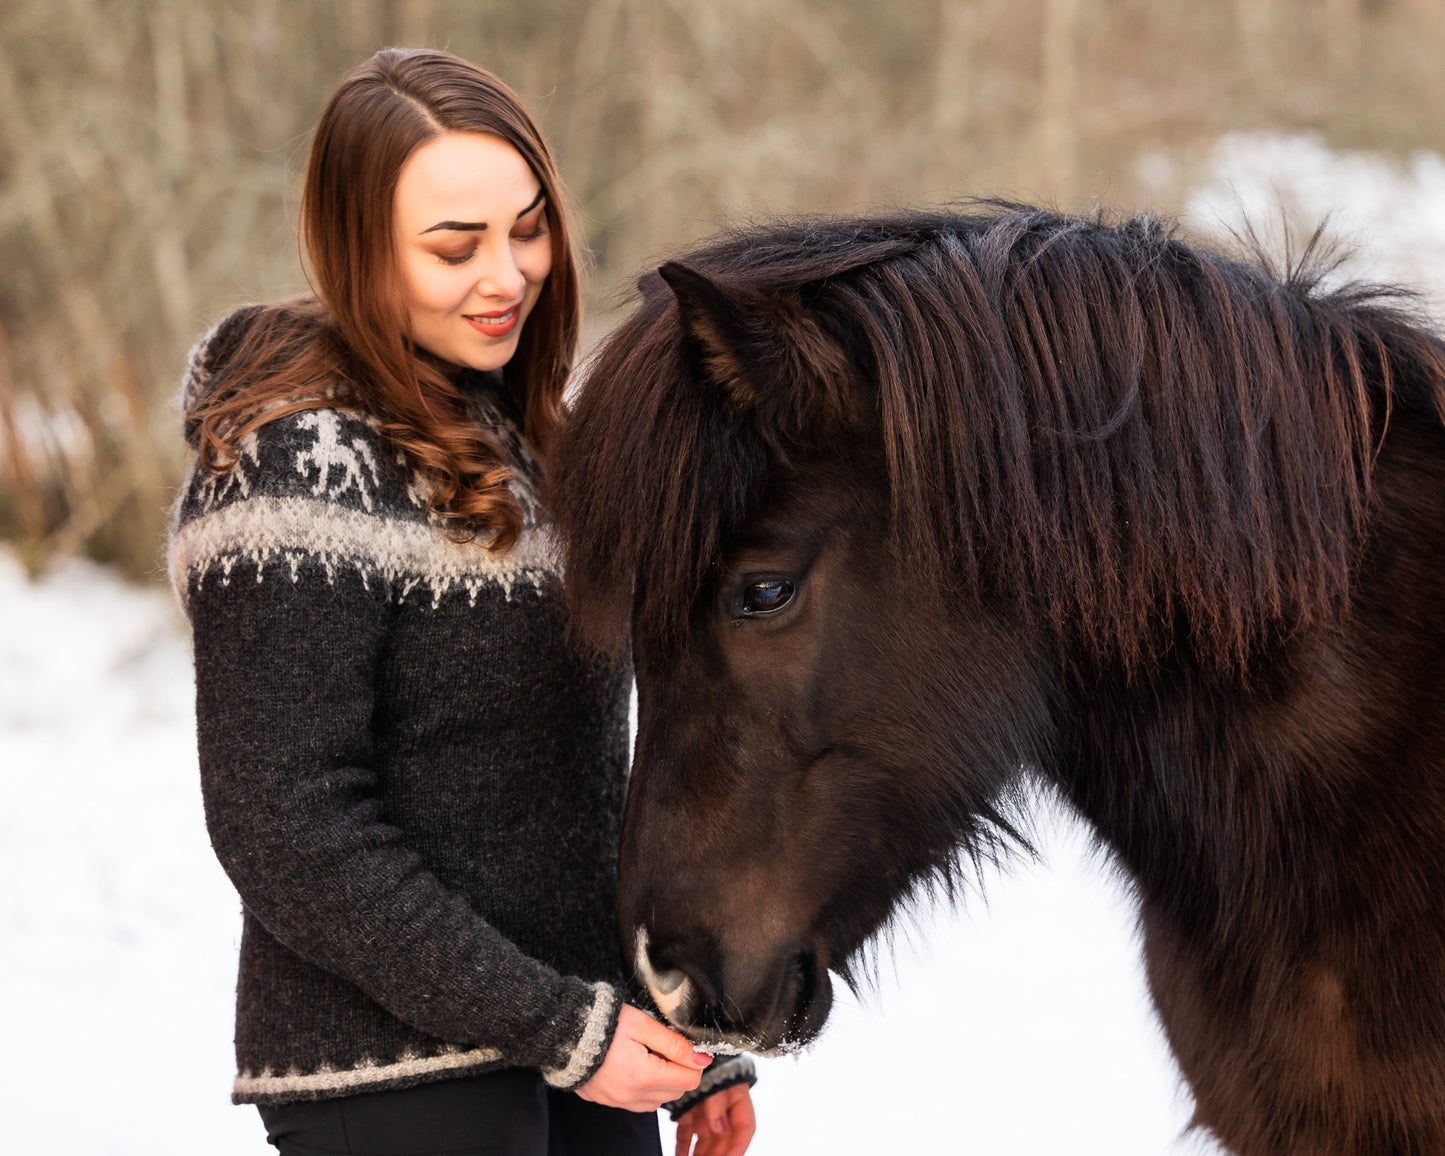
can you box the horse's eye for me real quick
[742,577,796,615]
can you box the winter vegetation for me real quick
[4,0,1445,576]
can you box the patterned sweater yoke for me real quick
[170,311,633,1104]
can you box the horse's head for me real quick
[620,455,1048,1054]
[557,255,1053,1053]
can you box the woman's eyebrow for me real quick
[420,190,546,235]
[514,188,546,219]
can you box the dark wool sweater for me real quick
[168,312,632,1105]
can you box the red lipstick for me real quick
[463,305,521,339]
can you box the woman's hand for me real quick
[674,1082,757,1156]
[575,1004,713,1113]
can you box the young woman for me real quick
[168,48,756,1156]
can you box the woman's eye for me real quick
[437,250,475,266]
[741,577,796,615]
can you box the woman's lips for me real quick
[464,306,520,338]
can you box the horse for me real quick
[546,205,1445,1155]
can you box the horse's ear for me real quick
[658,261,856,427]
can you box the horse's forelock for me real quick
[547,285,770,658]
[549,220,928,657]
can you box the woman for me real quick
[168,48,756,1156]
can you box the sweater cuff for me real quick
[540,982,622,1090]
[664,1054,758,1121]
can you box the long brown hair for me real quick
[192,48,581,548]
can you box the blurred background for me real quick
[5,0,1445,578]
[6,2,1445,1152]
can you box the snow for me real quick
[1186,131,1445,322]
[6,133,1444,1153]
[0,552,255,1152]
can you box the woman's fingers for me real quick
[705,1084,756,1156]
[675,1113,697,1156]
[621,1005,710,1099]
[677,1083,757,1156]
[719,1083,757,1155]
[575,1005,709,1112]
[627,1005,713,1070]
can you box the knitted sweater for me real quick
[168,311,632,1104]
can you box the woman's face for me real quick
[392,132,553,372]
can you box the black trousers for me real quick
[256,1068,663,1156]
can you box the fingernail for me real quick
[692,1051,713,1066]
[711,1117,726,1134]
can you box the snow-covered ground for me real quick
[0,551,256,1151]
[5,133,1445,1153]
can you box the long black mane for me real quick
[551,205,1445,666]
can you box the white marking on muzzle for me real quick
[633,927,694,1024]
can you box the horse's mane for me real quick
[550,204,1445,667]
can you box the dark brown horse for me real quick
[548,206,1445,1155]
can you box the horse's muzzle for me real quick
[631,925,833,1055]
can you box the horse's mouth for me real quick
[631,927,832,1055]
[655,1005,820,1058]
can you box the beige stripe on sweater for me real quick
[169,494,557,610]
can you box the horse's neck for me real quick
[1051,415,1445,929]
[1040,421,1445,1151]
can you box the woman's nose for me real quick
[475,244,525,300]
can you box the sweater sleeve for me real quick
[174,407,620,1089]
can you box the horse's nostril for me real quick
[633,927,698,1024]
[653,967,687,996]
